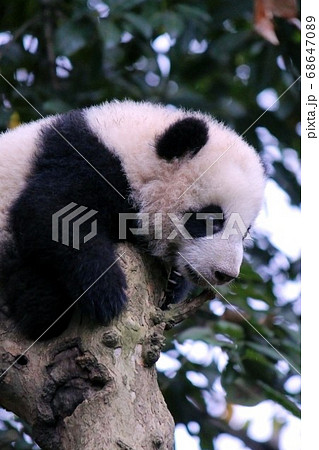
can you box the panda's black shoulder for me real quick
[17,107,133,223]
[38,109,91,160]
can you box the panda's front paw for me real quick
[93,283,128,325]
[78,266,128,325]
[161,267,192,309]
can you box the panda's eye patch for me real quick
[183,204,224,238]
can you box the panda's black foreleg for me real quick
[161,267,192,309]
[55,234,127,327]
[2,233,127,338]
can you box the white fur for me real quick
[0,117,54,245]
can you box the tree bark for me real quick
[0,244,176,450]
[0,243,212,449]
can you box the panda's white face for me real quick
[147,191,258,287]
[154,159,263,287]
[86,101,266,288]
[176,233,244,286]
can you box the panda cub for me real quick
[0,101,265,339]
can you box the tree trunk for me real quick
[0,243,211,449]
[0,244,176,450]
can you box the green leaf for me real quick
[246,342,285,362]
[124,13,152,39]
[177,326,236,348]
[214,320,245,340]
[177,326,214,343]
[98,21,122,49]
[257,381,301,418]
[42,99,72,114]
[109,0,147,14]
[55,22,88,56]
[242,348,278,384]
[176,4,211,23]
[224,376,266,406]
[150,12,185,38]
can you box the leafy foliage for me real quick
[0,414,38,449]
[0,0,300,448]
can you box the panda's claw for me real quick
[161,266,193,309]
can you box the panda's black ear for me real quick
[155,117,209,161]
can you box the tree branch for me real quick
[154,291,214,330]
[42,4,59,90]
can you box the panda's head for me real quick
[87,101,265,288]
[140,113,266,288]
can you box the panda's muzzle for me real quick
[185,264,236,287]
[215,270,235,284]
[185,264,207,286]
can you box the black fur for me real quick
[184,204,224,238]
[1,110,138,339]
[155,117,209,160]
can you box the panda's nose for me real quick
[215,270,235,283]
